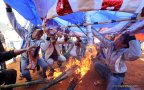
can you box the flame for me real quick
[66,45,97,78]
[53,68,62,79]
[51,45,97,79]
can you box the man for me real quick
[0,46,36,90]
[5,4,48,81]
[67,36,85,60]
[41,26,66,75]
[94,33,115,62]
[92,28,142,90]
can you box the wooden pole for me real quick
[40,65,78,90]
[67,74,81,90]
[0,79,48,89]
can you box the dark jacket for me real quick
[0,41,5,52]
[0,50,16,62]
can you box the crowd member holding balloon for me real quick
[5,3,48,81]
[92,27,142,90]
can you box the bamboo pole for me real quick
[60,17,136,28]
[85,12,93,45]
[40,17,136,29]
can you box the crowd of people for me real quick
[0,2,143,90]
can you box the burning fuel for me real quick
[53,45,97,79]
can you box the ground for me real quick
[6,52,144,90]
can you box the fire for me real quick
[53,68,62,79]
[66,45,97,78]
[51,45,97,79]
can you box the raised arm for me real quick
[5,3,28,39]
[123,36,142,61]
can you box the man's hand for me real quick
[26,45,37,51]
[4,2,11,8]
[4,2,12,12]
[43,27,50,36]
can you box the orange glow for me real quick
[51,68,62,79]
[51,45,97,79]
[135,33,144,41]
[53,71,62,79]
[65,45,97,78]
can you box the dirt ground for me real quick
[6,52,144,90]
